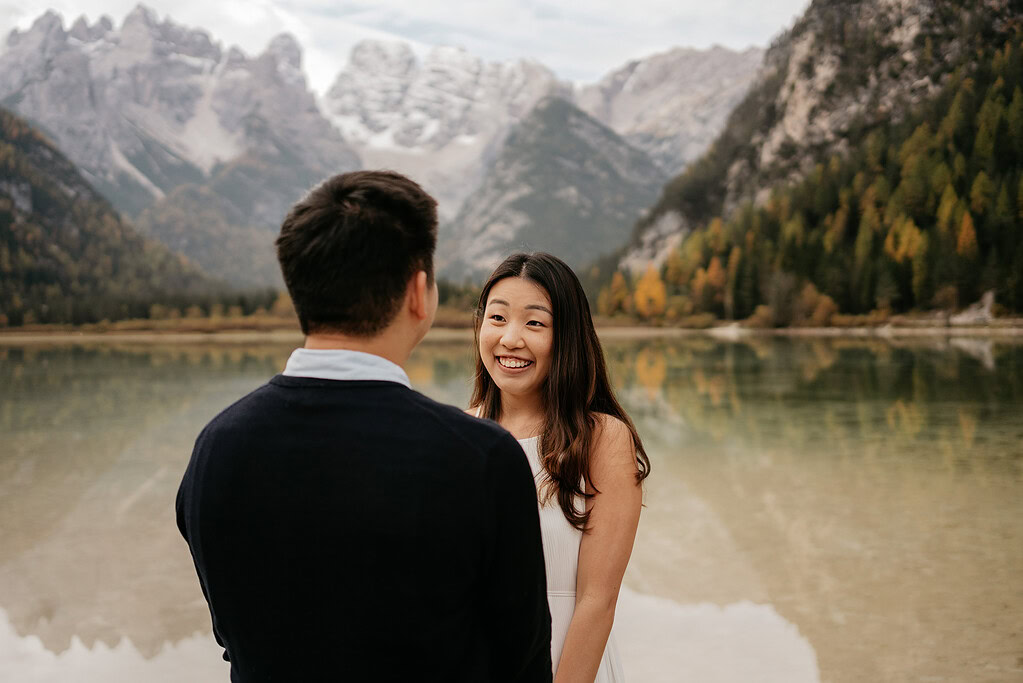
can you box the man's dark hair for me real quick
[276,170,438,336]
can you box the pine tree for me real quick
[940,89,970,148]
[725,246,742,320]
[952,154,968,185]
[898,156,929,219]
[664,246,686,288]
[936,184,959,235]
[707,217,727,254]
[970,171,994,215]
[929,162,952,195]
[1018,174,1023,219]
[992,183,1013,253]
[1008,86,1023,160]
[911,232,931,306]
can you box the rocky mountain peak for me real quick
[347,39,416,77]
[6,10,67,53]
[264,33,302,70]
[123,4,159,28]
[114,4,221,62]
[68,15,115,43]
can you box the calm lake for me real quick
[1,334,1021,682]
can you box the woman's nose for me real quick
[500,325,525,348]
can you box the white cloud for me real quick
[0,1,810,93]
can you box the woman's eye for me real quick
[489,314,505,322]
[526,320,545,327]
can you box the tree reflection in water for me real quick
[602,336,1023,682]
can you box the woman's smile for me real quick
[496,355,534,370]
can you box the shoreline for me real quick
[1,323,1022,345]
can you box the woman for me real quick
[469,253,650,682]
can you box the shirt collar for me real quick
[282,348,411,388]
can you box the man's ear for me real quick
[408,270,430,321]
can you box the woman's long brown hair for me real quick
[470,253,650,531]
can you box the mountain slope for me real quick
[598,3,1023,320]
[0,107,218,325]
[621,0,1018,271]
[575,45,764,175]
[439,97,665,280]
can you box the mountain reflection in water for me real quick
[0,337,1020,682]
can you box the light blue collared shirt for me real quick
[282,348,411,388]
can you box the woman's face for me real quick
[479,276,554,401]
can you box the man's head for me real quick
[276,170,438,338]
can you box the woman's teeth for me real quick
[498,357,532,369]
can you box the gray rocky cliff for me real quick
[439,97,666,280]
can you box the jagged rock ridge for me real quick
[0,6,359,286]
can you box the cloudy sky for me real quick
[1,1,810,93]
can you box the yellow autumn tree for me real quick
[271,291,297,317]
[884,216,924,264]
[634,266,667,319]
[599,271,631,316]
[707,217,726,254]
[956,211,978,259]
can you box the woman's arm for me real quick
[554,415,642,682]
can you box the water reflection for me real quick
[603,337,1023,682]
[0,607,228,683]
[0,337,1021,682]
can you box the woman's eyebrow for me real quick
[486,298,551,315]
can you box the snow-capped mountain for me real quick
[320,40,565,220]
[439,97,665,280]
[0,6,358,222]
[575,45,764,175]
[2,6,765,287]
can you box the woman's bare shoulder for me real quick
[590,413,636,465]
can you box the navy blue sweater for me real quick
[176,376,552,682]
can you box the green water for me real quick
[0,337,1021,682]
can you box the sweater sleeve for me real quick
[482,432,553,682]
[175,425,231,662]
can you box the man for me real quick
[176,171,552,681]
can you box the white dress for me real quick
[519,436,625,682]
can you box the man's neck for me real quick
[303,331,410,368]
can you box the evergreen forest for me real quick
[598,27,1023,325]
